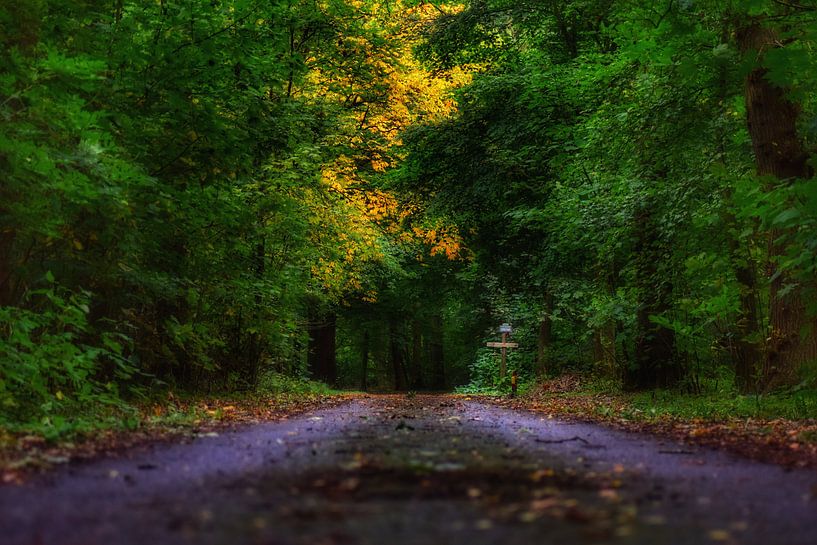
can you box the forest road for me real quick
[1,394,816,545]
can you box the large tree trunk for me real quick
[712,35,764,394]
[625,200,681,390]
[0,2,44,305]
[429,314,446,390]
[536,293,553,377]
[738,21,817,390]
[307,310,336,385]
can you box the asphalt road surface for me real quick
[1,395,816,545]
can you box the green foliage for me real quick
[459,350,506,393]
[0,283,135,431]
[4,0,817,435]
[398,0,817,394]
[0,0,427,431]
[257,371,337,397]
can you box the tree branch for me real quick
[772,0,817,11]
[168,8,260,57]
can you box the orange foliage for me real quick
[411,222,467,261]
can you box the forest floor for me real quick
[484,375,817,470]
[1,394,816,545]
[0,392,348,485]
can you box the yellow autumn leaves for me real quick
[304,1,472,301]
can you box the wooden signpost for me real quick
[487,323,517,380]
[486,341,520,348]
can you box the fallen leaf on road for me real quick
[708,529,731,541]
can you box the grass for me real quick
[0,372,339,442]
[487,372,817,425]
[626,389,817,421]
[570,374,817,422]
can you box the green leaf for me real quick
[773,208,800,225]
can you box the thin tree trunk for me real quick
[429,314,445,390]
[0,230,16,306]
[361,329,369,392]
[245,238,266,387]
[625,198,680,390]
[597,262,620,378]
[599,322,617,376]
[738,20,817,390]
[593,323,616,377]
[291,333,302,376]
[389,321,406,391]
[411,319,424,389]
[724,211,763,393]
[536,293,553,377]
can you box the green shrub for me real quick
[0,282,136,430]
[256,370,335,396]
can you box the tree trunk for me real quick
[307,310,336,385]
[711,29,764,394]
[593,326,615,375]
[715,68,762,390]
[4,2,42,51]
[361,329,369,392]
[244,238,266,387]
[411,319,424,389]
[725,216,763,393]
[595,263,620,378]
[429,314,445,390]
[738,20,817,390]
[598,322,617,377]
[0,230,16,307]
[0,3,43,306]
[625,200,681,390]
[536,293,553,377]
[389,321,406,391]
[291,333,303,376]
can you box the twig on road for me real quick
[535,436,589,445]
[534,435,607,450]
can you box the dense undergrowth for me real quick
[0,371,341,483]
[0,372,335,442]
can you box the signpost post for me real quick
[487,323,517,380]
